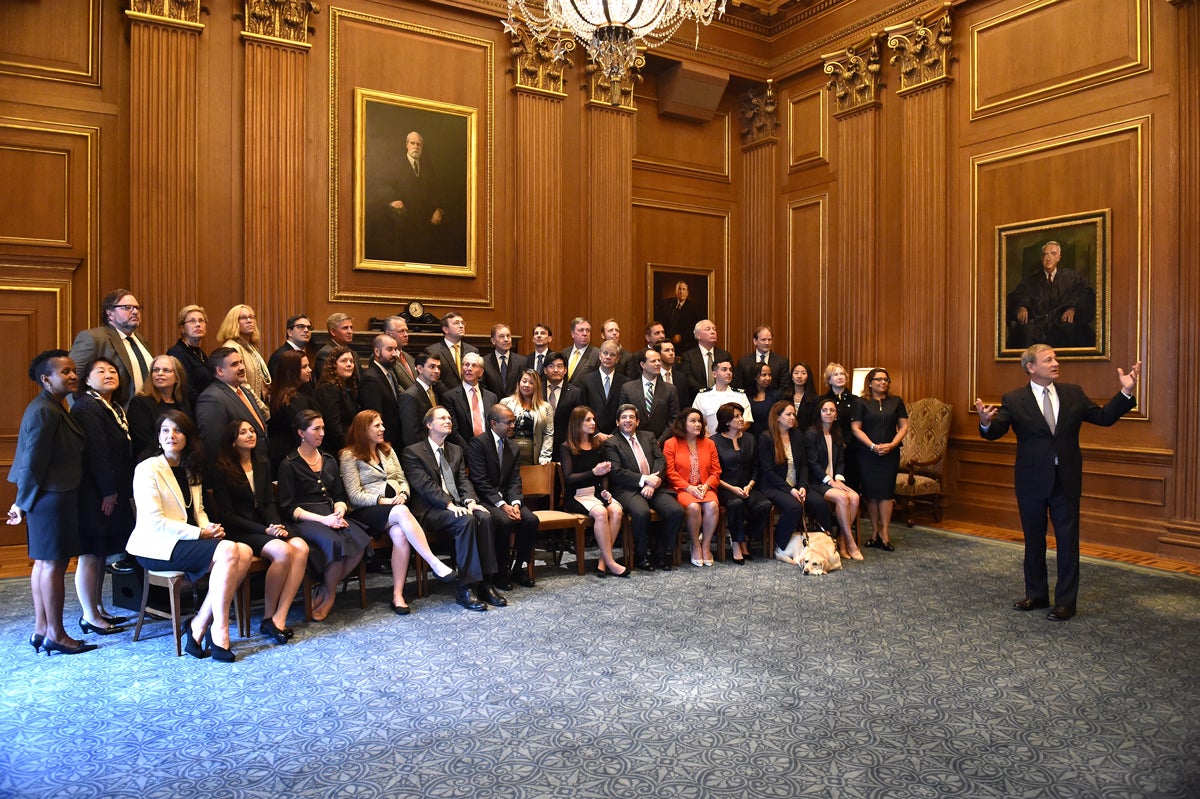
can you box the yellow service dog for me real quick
[780,531,842,575]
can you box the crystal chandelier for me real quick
[506,0,727,79]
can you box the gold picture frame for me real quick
[995,210,1110,360]
[354,88,477,277]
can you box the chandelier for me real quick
[506,0,727,79]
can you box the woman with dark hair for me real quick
[7,351,93,655]
[207,419,309,643]
[807,398,863,561]
[339,410,457,615]
[852,367,909,551]
[277,409,369,621]
[500,369,554,466]
[268,349,317,471]
[314,345,360,456]
[560,405,628,578]
[71,356,135,636]
[127,411,253,662]
[787,361,819,433]
[758,400,834,564]
[217,303,271,409]
[746,362,778,439]
[128,354,191,459]
[714,402,770,564]
[663,407,721,567]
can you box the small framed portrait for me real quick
[995,209,1110,360]
[355,88,476,276]
[648,264,712,352]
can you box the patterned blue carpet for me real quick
[1,527,1197,799]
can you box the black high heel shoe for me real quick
[434,567,459,583]
[181,615,209,659]
[79,617,125,636]
[29,633,44,653]
[260,618,289,644]
[43,638,98,655]
[100,612,131,625]
[205,629,236,663]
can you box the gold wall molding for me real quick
[584,57,644,110]
[634,95,731,181]
[739,79,779,146]
[126,0,203,28]
[242,0,319,47]
[823,37,884,118]
[785,194,828,361]
[886,2,953,95]
[506,23,572,97]
[787,88,827,170]
[0,0,101,85]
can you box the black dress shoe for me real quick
[481,584,508,607]
[29,633,45,653]
[492,575,514,592]
[181,616,209,659]
[1047,605,1076,621]
[1013,598,1050,611]
[456,588,487,612]
[434,568,459,583]
[510,569,535,588]
[260,618,290,643]
[43,638,98,656]
[100,612,131,625]
[79,617,125,636]
[636,558,655,572]
[657,560,673,572]
[389,601,412,616]
[105,556,137,575]
[206,630,236,662]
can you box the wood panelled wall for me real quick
[0,0,1196,562]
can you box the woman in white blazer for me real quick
[500,369,554,466]
[128,410,252,662]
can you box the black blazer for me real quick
[398,380,441,448]
[358,361,404,448]
[618,375,679,442]
[603,430,669,498]
[677,346,734,406]
[423,339,479,391]
[804,428,846,484]
[9,391,85,511]
[735,351,789,393]
[195,381,269,465]
[466,431,523,506]
[167,338,213,408]
[481,350,528,399]
[442,383,498,451]
[400,438,479,518]
[757,428,813,493]
[313,382,360,456]
[565,345,600,386]
[980,383,1135,500]
[578,369,628,434]
[127,395,192,461]
[207,458,285,538]
[544,381,584,459]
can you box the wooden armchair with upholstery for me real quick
[894,397,951,526]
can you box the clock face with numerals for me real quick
[407,301,424,318]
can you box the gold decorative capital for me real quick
[584,56,644,110]
[823,37,883,118]
[739,79,778,145]
[886,2,954,94]
[242,1,320,46]
[127,0,202,26]
[506,21,573,97]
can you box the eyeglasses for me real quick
[239,314,257,321]
[291,323,313,330]
[151,367,176,374]
[113,304,142,312]
[872,376,891,382]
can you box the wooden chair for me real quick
[521,462,593,576]
[894,397,952,526]
[132,569,244,656]
[672,506,727,565]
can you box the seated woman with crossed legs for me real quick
[560,406,628,578]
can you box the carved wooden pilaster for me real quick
[126,4,203,347]
[1164,0,1200,559]
[886,5,953,401]
[824,40,882,369]
[509,30,568,339]
[584,102,635,321]
[740,82,780,339]
[241,2,317,342]
[584,57,644,110]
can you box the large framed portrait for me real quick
[355,88,476,276]
[648,264,712,352]
[995,209,1109,360]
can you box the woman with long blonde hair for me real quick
[217,304,271,411]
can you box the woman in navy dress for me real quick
[714,402,770,564]
[851,367,909,551]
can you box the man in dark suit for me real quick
[382,315,419,391]
[398,352,444,448]
[401,406,503,611]
[735,325,789,393]
[442,353,498,451]
[676,319,732,407]
[625,321,666,379]
[423,311,478,392]
[358,333,404,448]
[367,130,453,265]
[267,313,313,376]
[68,288,154,406]
[976,345,1141,621]
[314,312,355,381]
[1006,241,1097,350]
[467,404,539,589]
[604,404,684,571]
[481,323,528,399]
[195,347,269,465]
[541,351,583,460]
[564,316,599,386]
[655,280,703,352]
[578,341,628,436]
[528,323,555,375]
[600,318,637,379]
[618,348,679,443]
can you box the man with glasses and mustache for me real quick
[69,288,154,406]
